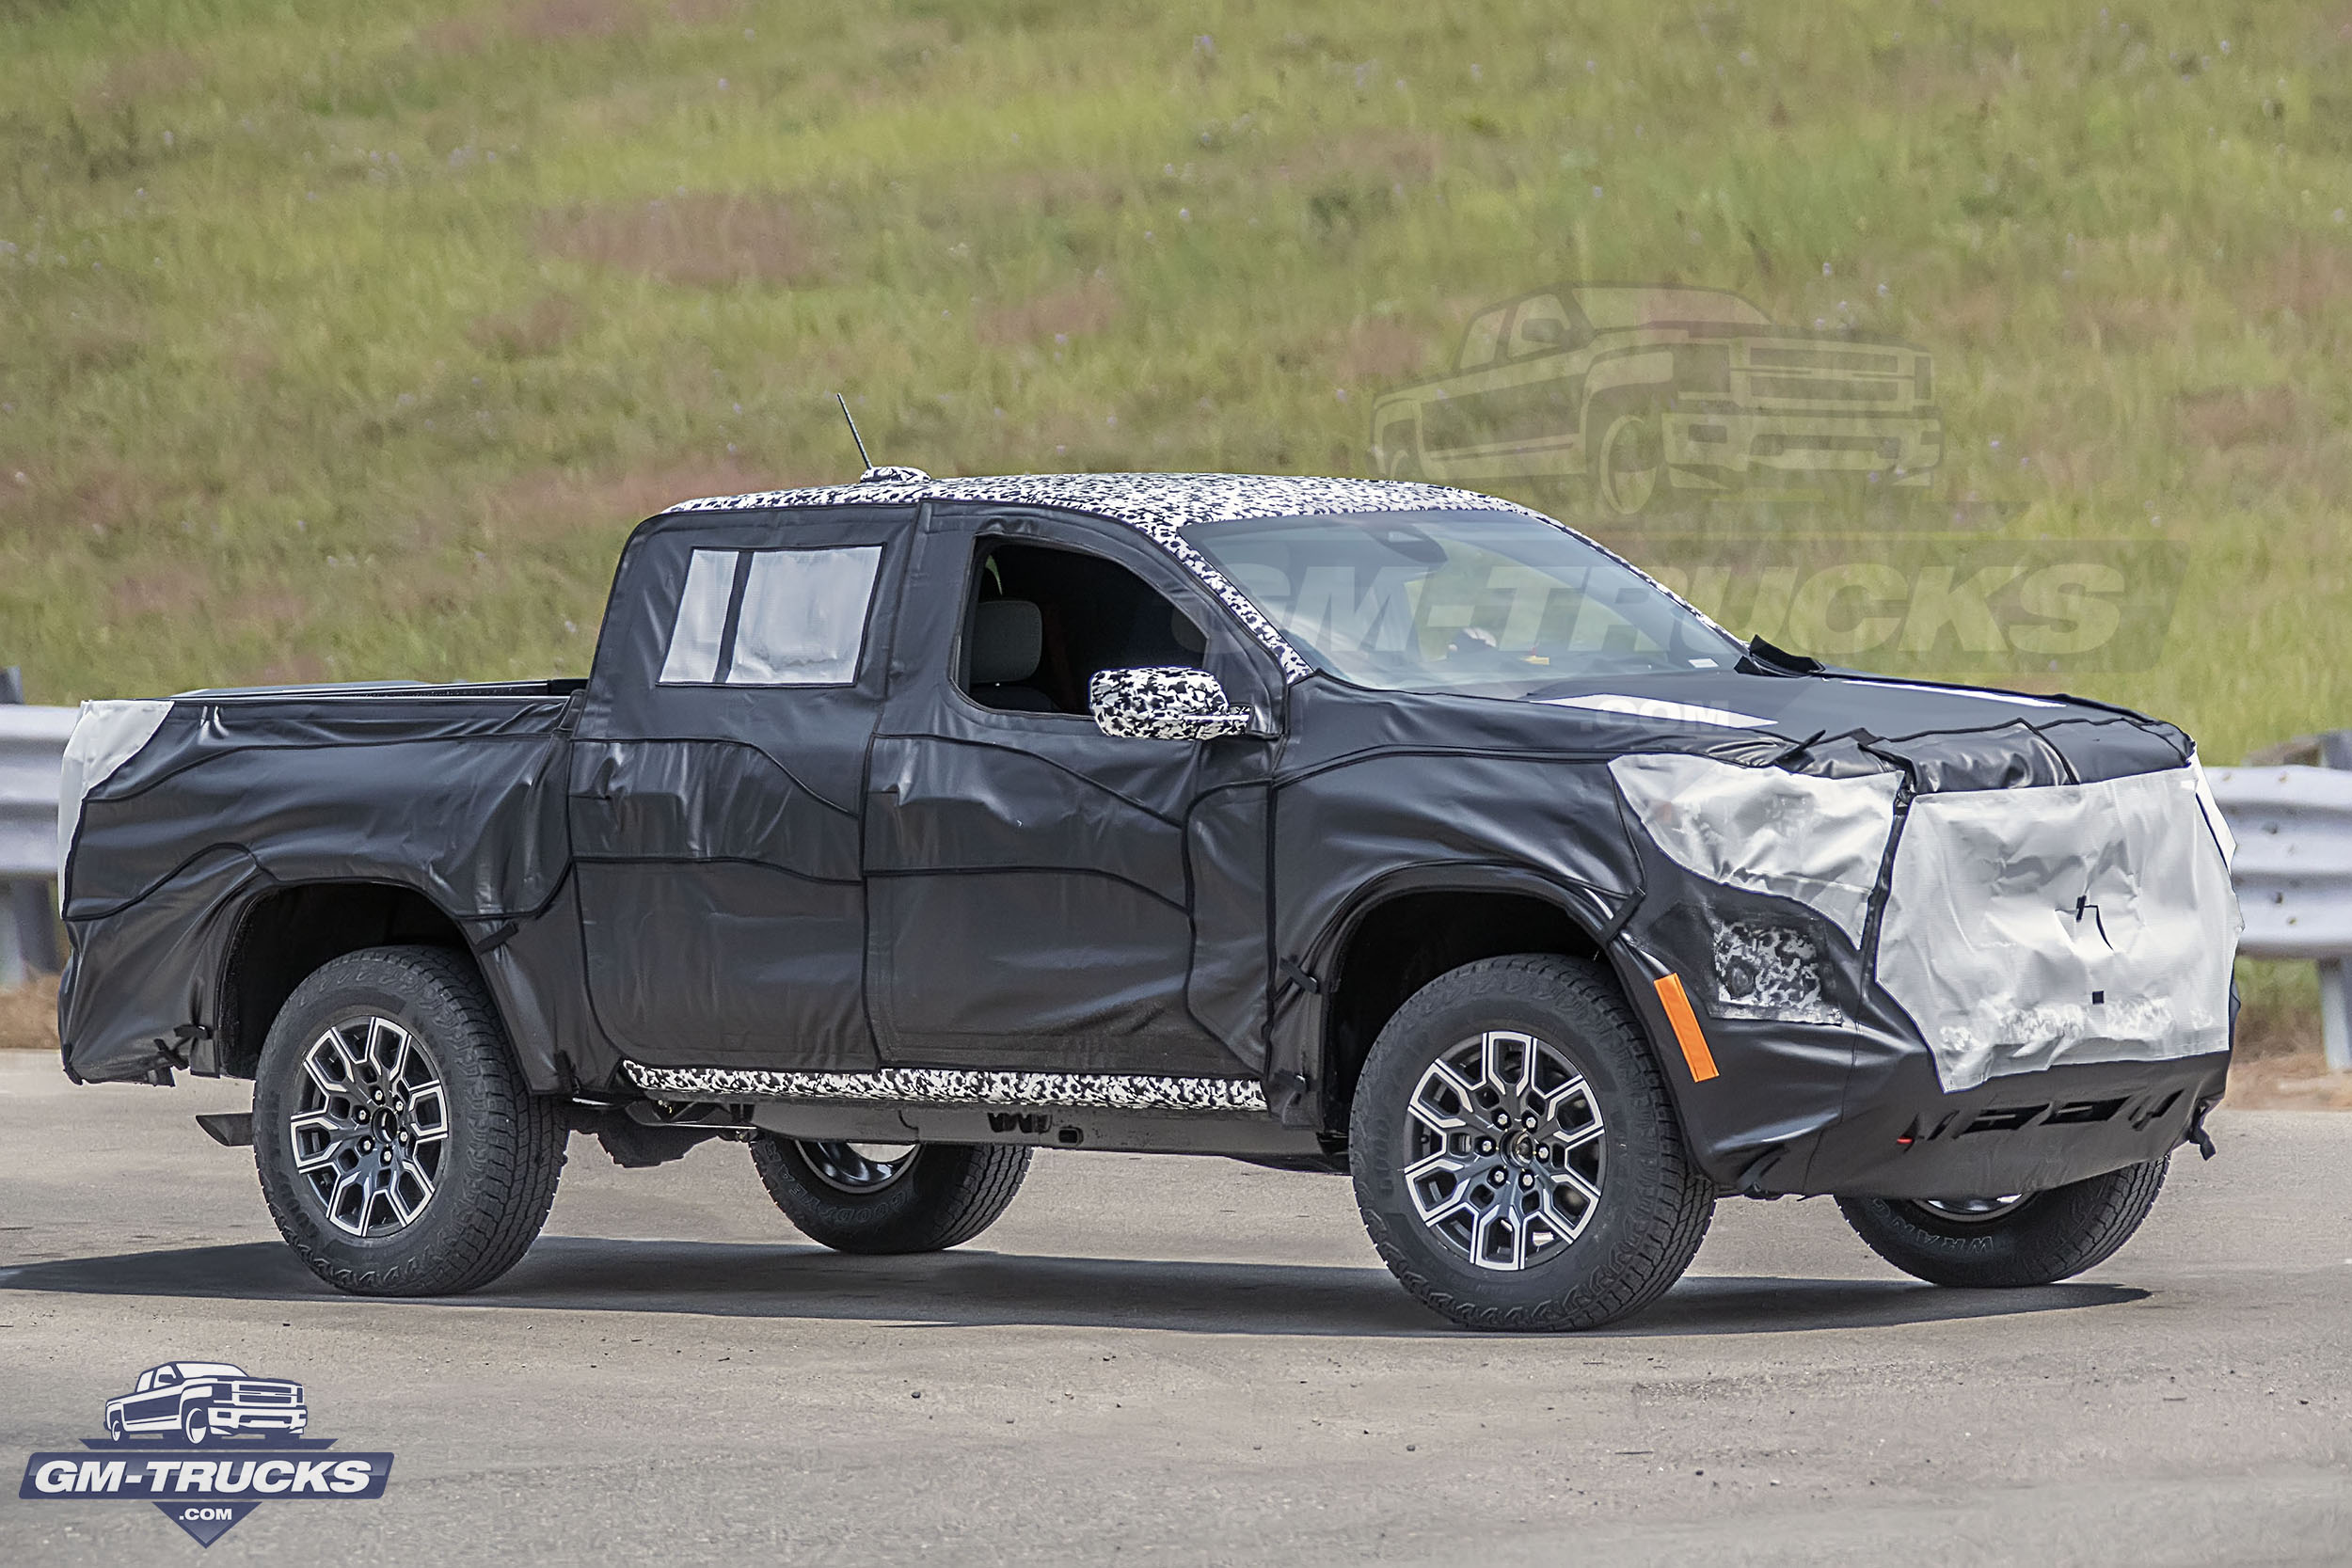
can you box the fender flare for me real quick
[209,872,566,1091]
[1281,863,1700,1142]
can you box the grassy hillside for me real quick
[1,0,2348,1049]
[4,0,2348,761]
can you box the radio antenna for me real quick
[834,393,872,470]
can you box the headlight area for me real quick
[1607,751,1899,1028]
[1710,918,1846,1026]
[1636,894,1871,1034]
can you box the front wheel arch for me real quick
[1293,874,1702,1167]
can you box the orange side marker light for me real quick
[1653,973,1719,1084]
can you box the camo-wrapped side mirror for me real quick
[1088,668,1256,741]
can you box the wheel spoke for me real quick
[1479,1032,1534,1113]
[303,1047,349,1101]
[1424,1060,1481,1114]
[1549,1120,1604,1157]
[385,1162,433,1226]
[1406,1095,1468,1136]
[1403,1148,1468,1183]
[1551,1163,1602,1208]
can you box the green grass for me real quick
[3,0,2347,1037]
[5,0,2348,756]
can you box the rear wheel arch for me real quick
[217,881,483,1080]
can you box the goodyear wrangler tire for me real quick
[1350,954,1714,1331]
[253,945,566,1296]
[750,1136,1031,1254]
[1836,1157,2170,1289]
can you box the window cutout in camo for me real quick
[659,545,882,687]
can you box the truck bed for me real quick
[58,679,582,1084]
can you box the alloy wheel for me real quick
[1401,1030,1606,1271]
[1913,1195,2031,1224]
[797,1141,920,1195]
[289,1015,449,1238]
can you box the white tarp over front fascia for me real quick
[1609,753,1900,944]
[1877,766,2240,1092]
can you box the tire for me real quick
[182,1405,210,1445]
[1836,1158,2169,1289]
[253,946,566,1296]
[1350,955,1715,1331]
[749,1136,1030,1254]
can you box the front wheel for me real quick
[750,1136,1030,1254]
[253,946,567,1296]
[182,1405,210,1445]
[1836,1157,2169,1288]
[1350,954,1715,1331]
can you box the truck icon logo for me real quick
[1369,283,1942,516]
[104,1361,310,1446]
[21,1361,389,1547]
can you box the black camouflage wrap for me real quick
[57,474,2236,1199]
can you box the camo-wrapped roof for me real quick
[663,472,1549,680]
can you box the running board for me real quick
[750,1100,1323,1158]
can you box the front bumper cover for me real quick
[1610,752,2239,1197]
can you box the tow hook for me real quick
[2183,1098,2217,1161]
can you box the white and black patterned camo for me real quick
[1087,667,1252,740]
[1709,919,1845,1026]
[623,1060,1270,1113]
[662,472,1728,681]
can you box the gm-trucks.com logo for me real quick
[18,1361,391,1546]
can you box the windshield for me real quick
[1184,510,1742,698]
[1573,287,1770,330]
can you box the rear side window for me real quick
[658,545,882,687]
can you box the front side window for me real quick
[1184,510,1740,699]
[959,541,1205,716]
[659,545,882,687]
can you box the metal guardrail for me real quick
[2207,764,2352,1072]
[0,703,74,986]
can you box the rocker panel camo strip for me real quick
[623,1060,1272,1113]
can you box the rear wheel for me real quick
[750,1136,1030,1254]
[1349,954,1714,1331]
[1836,1157,2169,1288]
[253,946,566,1296]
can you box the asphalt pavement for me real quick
[1,1050,2345,1566]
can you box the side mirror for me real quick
[1089,668,1256,740]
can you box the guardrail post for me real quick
[2321,958,2352,1073]
[0,667,32,988]
[0,889,21,990]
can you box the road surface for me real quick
[1,1052,2344,1565]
